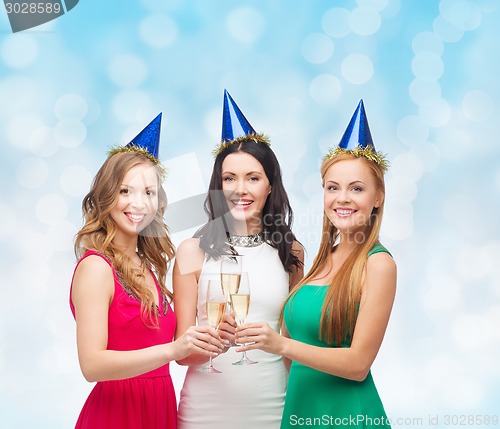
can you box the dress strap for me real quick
[368,243,392,257]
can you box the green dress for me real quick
[281,245,392,428]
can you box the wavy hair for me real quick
[194,135,302,273]
[74,152,175,327]
[281,153,385,344]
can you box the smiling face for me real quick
[323,158,383,236]
[221,152,272,234]
[110,162,159,243]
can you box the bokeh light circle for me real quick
[16,157,49,189]
[301,33,334,64]
[108,54,149,88]
[1,34,38,69]
[341,54,373,84]
[433,15,464,43]
[322,8,351,38]
[349,7,382,36]
[309,74,342,104]
[411,52,444,81]
[55,93,88,121]
[54,119,87,148]
[462,90,493,122]
[419,97,452,128]
[29,127,59,158]
[439,0,482,31]
[139,14,179,48]
[412,31,444,55]
[397,115,429,146]
[226,7,266,44]
[409,79,442,105]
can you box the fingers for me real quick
[235,344,256,353]
[221,313,237,327]
[190,337,222,356]
[185,326,224,353]
[218,321,236,334]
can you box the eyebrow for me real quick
[222,171,264,176]
[120,184,158,189]
[325,180,366,186]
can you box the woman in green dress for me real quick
[235,100,396,428]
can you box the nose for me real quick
[235,180,247,195]
[129,193,146,209]
[338,189,351,204]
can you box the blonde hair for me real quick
[281,153,385,345]
[74,151,175,327]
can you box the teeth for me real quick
[336,209,353,215]
[127,213,145,221]
[234,201,251,206]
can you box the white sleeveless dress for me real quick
[177,242,290,429]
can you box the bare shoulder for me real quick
[72,255,114,301]
[176,237,202,256]
[365,251,397,291]
[74,254,113,280]
[174,237,205,276]
[368,249,395,269]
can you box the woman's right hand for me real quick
[172,325,224,361]
[218,313,237,344]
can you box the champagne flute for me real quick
[199,279,226,373]
[231,272,258,365]
[220,255,242,346]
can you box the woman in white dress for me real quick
[173,91,304,429]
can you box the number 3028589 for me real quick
[4,3,62,14]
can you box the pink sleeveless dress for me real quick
[70,250,177,429]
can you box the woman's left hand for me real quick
[234,322,285,355]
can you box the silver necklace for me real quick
[228,230,268,247]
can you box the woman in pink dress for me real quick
[70,114,223,429]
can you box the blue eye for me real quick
[223,176,235,182]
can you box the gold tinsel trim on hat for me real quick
[212,133,271,158]
[323,145,389,173]
[107,145,167,179]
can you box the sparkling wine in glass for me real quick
[220,255,242,346]
[199,279,226,373]
[232,272,258,365]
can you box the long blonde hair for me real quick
[282,153,385,345]
[74,151,175,327]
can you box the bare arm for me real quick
[72,255,222,382]
[172,239,215,366]
[237,252,396,381]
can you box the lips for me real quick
[125,212,146,223]
[335,208,356,217]
[231,199,253,208]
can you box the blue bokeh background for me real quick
[1,1,499,428]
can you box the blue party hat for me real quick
[324,100,389,172]
[338,100,374,150]
[221,89,256,142]
[213,90,270,157]
[108,113,166,176]
[126,113,162,159]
